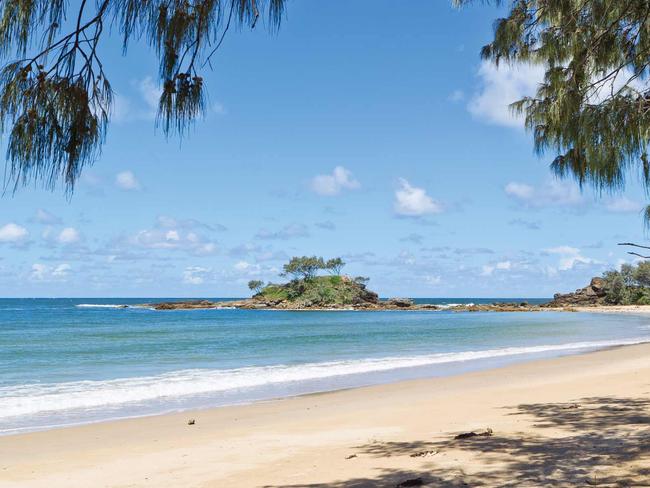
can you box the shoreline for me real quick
[4,327,650,437]
[3,341,650,487]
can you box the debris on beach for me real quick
[345,454,357,459]
[454,427,493,440]
[410,450,438,458]
[187,419,196,425]
[395,477,424,487]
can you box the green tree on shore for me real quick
[602,261,650,304]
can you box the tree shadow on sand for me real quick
[265,396,650,487]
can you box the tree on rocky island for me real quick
[281,256,325,281]
[247,280,264,294]
[279,256,347,281]
[325,257,345,275]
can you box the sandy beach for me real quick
[2,1,649,487]
[1,340,649,488]
[574,305,650,315]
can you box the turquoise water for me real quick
[1,298,650,434]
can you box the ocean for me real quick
[1,297,649,435]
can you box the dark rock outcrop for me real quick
[384,297,414,308]
[543,277,606,307]
[152,300,217,310]
[356,288,380,305]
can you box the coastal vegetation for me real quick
[601,262,650,305]
[546,261,650,307]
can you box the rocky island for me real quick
[137,257,650,312]
[146,275,442,310]
[140,255,546,312]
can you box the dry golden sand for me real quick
[574,305,650,314]
[1,343,650,487]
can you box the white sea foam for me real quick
[1,336,648,421]
[436,302,475,309]
[76,304,127,309]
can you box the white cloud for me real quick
[213,102,227,115]
[57,227,81,245]
[233,260,263,276]
[545,246,594,271]
[394,178,443,217]
[112,77,162,123]
[481,260,513,276]
[234,260,253,271]
[401,233,424,244]
[424,275,442,285]
[604,197,643,213]
[228,243,262,257]
[138,77,162,112]
[588,69,649,105]
[165,230,180,241]
[546,245,580,255]
[0,223,28,243]
[469,61,648,130]
[155,215,225,232]
[481,265,494,276]
[311,166,360,196]
[183,266,210,285]
[33,209,62,225]
[315,220,336,231]
[30,263,71,282]
[123,217,219,256]
[468,61,545,128]
[256,223,310,240]
[111,94,132,123]
[115,171,141,191]
[505,180,583,207]
[42,226,81,246]
[509,218,541,230]
[504,182,534,200]
[448,90,464,102]
[133,228,216,255]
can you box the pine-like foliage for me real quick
[0,0,285,192]
[457,0,650,223]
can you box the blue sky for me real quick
[0,0,647,298]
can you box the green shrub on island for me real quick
[601,262,650,305]
[249,256,379,307]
